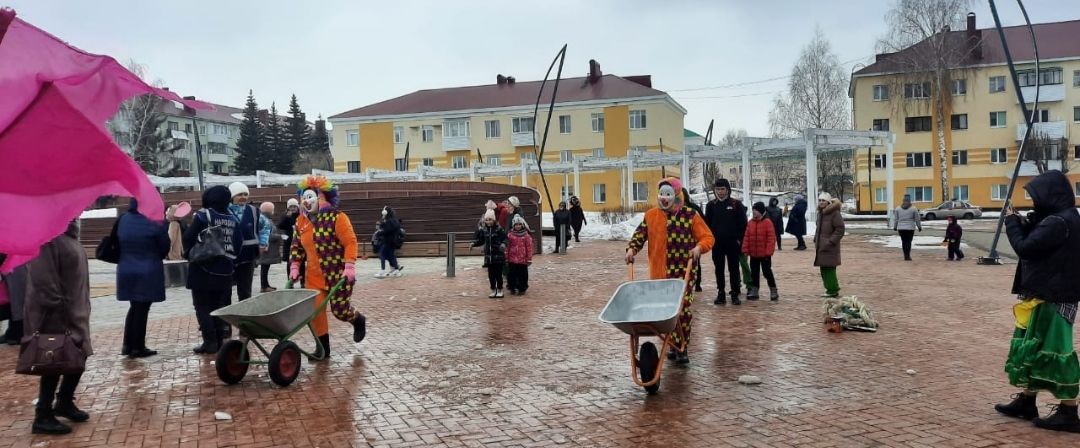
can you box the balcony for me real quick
[1017,121,1067,141]
[1018,84,1065,104]
[208,153,230,163]
[511,132,535,147]
[441,136,470,151]
[1009,160,1064,179]
[206,132,230,144]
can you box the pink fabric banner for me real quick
[0,10,210,272]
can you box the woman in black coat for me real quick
[785,195,808,250]
[116,199,170,358]
[553,201,571,254]
[767,197,784,250]
[568,196,587,242]
[182,186,238,355]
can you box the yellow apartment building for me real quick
[327,60,686,211]
[851,15,1080,213]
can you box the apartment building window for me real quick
[346,130,359,146]
[487,155,501,166]
[906,152,932,168]
[752,179,762,188]
[560,185,575,199]
[199,125,206,135]
[629,110,647,130]
[393,126,403,144]
[872,85,889,101]
[421,125,434,142]
[520,152,536,163]
[950,114,968,130]
[629,145,647,156]
[184,123,192,133]
[990,111,1007,128]
[422,158,434,167]
[484,120,501,139]
[394,158,407,171]
[173,158,190,171]
[874,154,887,169]
[593,184,606,203]
[559,115,571,134]
[952,185,970,201]
[1018,68,1063,86]
[560,150,573,163]
[905,116,932,132]
[592,147,605,158]
[951,79,967,95]
[1074,70,1080,87]
[443,120,469,138]
[347,161,361,173]
[952,150,968,166]
[212,123,227,135]
[991,147,1008,164]
[451,155,467,169]
[168,121,179,131]
[991,184,1009,201]
[989,76,1006,92]
[632,182,649,202]
[1075,145,1080,160]
[905,186,933,202]
[1029,109,1050,123]
[872,119,890,131]
[591,113,605,132]
[1074,106,1080,122]
[208,142,229,155]
[512,117,534,134]
[903,82,931,99]
[874,187,887,203]
[1075,182,1080,197]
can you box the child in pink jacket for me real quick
[505,216,534,295]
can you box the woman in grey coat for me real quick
[893,195,922,261]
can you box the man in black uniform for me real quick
[705,178,747,305]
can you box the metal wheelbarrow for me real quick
[598,259,694,394]
[210,279,344,387]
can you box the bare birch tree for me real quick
[878,0,975,202]
[108,61,184,175]
[768,27,850,137]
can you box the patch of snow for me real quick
[80,208,117,219]
[864,235,969,250]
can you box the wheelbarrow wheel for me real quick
[216,340,249,385]
[268,341,302,387]
[637,342,660,394]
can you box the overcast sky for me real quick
[7,0,1080,137]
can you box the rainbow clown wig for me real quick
[297,175,340,208]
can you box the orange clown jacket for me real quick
[629,207,715,280]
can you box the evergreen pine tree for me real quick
[310,114,330,154]
[262,102,287,173]
[234,90,264,174]
[283,94,310,170]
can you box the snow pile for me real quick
[80,208,117,219]
[864,235,968,250]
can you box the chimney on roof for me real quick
[966,12,983,60]
[182,95,196,115]
[497,74,507,85]
[588,59,602,83]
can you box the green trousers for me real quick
[820,267,840,296]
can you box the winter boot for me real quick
[4,319,22,345]
[770,288,779,301]
[53,396,89,423]
[495,289,504,298]
[667,348,678,360]
[676,348,689,365]
[31,408,71,435]
[713,292,726,305]
[747,287,760,300]
[352,314,367,343]
[312,334,331,360]
[994,393,1039,420]
[489,289,498,298]
[730,291,742,306]
[1034,404,1080,433]
[193,330,220,355]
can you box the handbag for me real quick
[188,210,229,264]
[95,218,121,263]
[16,310,86,376]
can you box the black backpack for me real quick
[188,210,229,265]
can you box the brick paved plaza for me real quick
[0,236,1076,447]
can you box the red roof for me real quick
[329,74,668,120]
[855,19,1080,76]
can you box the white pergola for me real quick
[150,128,896,224]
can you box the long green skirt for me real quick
[1005,302,1080,400]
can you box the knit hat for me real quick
[752,202,767,214]
[512,215,527,227]
[485,200,497,210]
[483,209,496,221]
[259,202,275,214]
[818,192,833,202]
[658,177,682,194]
[287,198,299,208]
[714,178,731,189]
[229,181,250,198]
[508,196,520,207]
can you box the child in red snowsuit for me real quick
[743,202,779,301]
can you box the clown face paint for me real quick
[301,189,319,214]
[658,184,677,211]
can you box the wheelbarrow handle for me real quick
[627,257,696,283]
[627,262,634,281]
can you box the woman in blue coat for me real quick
[785,195,808,251]
[116,198,170,358]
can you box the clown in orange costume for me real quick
[625,177,714,365]
[288,176,365,359]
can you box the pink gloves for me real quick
[289,263,300,281]
[344,262,356,283]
